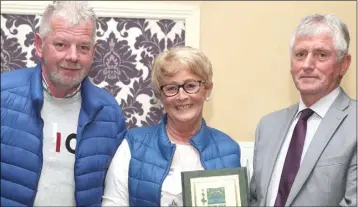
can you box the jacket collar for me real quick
[30,63,104,122]
[157,114,212,160]
[31,64,44,118]
[80,77,104,115]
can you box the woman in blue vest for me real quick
[102,46,241,206]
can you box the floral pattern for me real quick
[1,14,185,129]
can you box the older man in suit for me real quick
[250,14,356,206]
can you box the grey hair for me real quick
[151,46,213,98]
[290,14,350,61]
[39,1,97,42]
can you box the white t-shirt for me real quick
[102,139,204,206]
[34,92,81,206]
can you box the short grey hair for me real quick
[290,14,350,61]
[39,1,97,42]
[151,46,213,98]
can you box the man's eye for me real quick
[295,52,305,57]
[80,45,90,51]
[55,43,64,47]
[318,52,327,58]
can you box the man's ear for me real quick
[34,33,44,59]
[91,42,97,59]
[339,54,351,77]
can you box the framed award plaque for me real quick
[181,167,249,207]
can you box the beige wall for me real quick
[190,1,356,142]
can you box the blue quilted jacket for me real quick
[126,115,241,206]
[1,65,126,206]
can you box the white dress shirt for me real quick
[266,87,341,206]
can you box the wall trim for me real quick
[0,1,201,48]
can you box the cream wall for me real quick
[195,1,356,142]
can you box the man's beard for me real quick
[49,70,85,90]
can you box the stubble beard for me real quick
[49,70,85,90]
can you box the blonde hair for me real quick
[151,46,213,98]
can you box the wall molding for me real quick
[0,1,201,48]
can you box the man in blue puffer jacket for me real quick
[1,1,126,206]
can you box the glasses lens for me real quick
[184,81,200,93]
[163,84,178,96]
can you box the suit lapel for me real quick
[285,91,350,206]
[261,104,298,205]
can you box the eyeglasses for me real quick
[160,80,206,97]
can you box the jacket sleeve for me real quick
[339,149,357,206]
[115,104,127,147]
[250,118,262,207]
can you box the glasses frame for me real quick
[160,80,206,97]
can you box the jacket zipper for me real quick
[189,140,207,169]
[157,145,176,206]
[74,107,102,205]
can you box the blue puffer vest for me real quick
[126,115,241,206]
[1,65,126,206]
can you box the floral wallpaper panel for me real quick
[1,14,185,129]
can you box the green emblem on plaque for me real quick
[207,187,225,204]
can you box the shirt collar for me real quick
[42,73,81,99]
[297,86,341,118]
